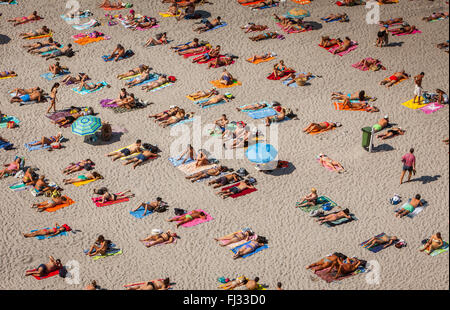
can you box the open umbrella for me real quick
[286,8,310,19]
[245,143,278,164]
[71,115,101,136]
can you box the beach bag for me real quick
[236,168,248,177]
[174,208,186,216]
[247,177,257,185]
[59,267,68,278]
[389,194,401,205]
[155,204,167,213]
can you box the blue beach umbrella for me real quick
[71,115,101,136]
[245,143,278,164]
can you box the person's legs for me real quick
[400,169,406,184]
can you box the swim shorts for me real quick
[402,165,413,172]
[20,94,31,102]
[229,187,241,194]
[414,84,423,97]
[137,153,146,161]
[120,148,131,156]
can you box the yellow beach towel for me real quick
[401,97,426,110]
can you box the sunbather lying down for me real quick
[63,159,95,174]
[281,72,317,86]
[25,256,62,277]
[331,90,373,101]
[241,23,268,33]
[31,191,67,212]
[28,133,63,147]
[159,109,191,128]
[142,75,175,91]
[193,17,222,33]
[23,223,71,238]
[236,102,268,112]
[140,230,177,247]
[307,252,348,271]
[20,26,51,39]
[247,52,276,63]
[323,13,349,22]
[395,194,423,218]
[422,12,448,22]
[199,94,232,108]
[217,180,255,199]
[10,89,46,104]
[123,149,159,169]
[186,165,228,182]
[318,154,345,172]
[208,173,240,189]
[117,65,150,79]
[214,228,254,246]
[125,69,152,87]
[93,188,135,203]
[377,127,405,140]
[332,37,356,54]
[363,234,398,249]
[420,232,444,255]
[189,88,218,100]
[106,140,142,161]
[303,122,341,134]
[315,208,352,224]
[171,38,201,51]
[389,23,417,35]
[99,0,129,8]
[379,71,409,87]
[167,210,207,228]
[62,73,90,85]
[354,58,385,71]
[53,108,94,128]
[309,253,364,279]
[8,11,43,26]
[144,33,168,47]
[249,32,280,41]
[232,236,267,259]
[0,71,17,78]
[125,278,170,290]
[63,171,103,184]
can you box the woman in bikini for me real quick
[28,132,63,147]
[306,253,347,272]
[377,127,406,140]
[178,44,210,56]
[379,17,403,25]
[249,32,279,41]
[193,45,220,63]
[160,109,188,128]
[171,38,200,51]
[363,234,398,249]
[140,230,178,247]
[125,69,152,87]
[247,52,276,63]
[126,278,170,290]
[141,75,169,91]
[149,106,180,121]
[236,102,267,112]
[117,65,150,79]
[132,197,166,216]
[8,11,42,27]
[232,236,267,259]
[272,60,292,79]
[390,23,416,35]
[144,33,168,47]
[99,0,125,9]
[297,188,318,208]
[23,223,71,238]
[332,37,354,54]
[0,157,22,179]
[241,23,268,33]
[320,36,339,47]
[316,209,352,224]
[214,229,253,247]
[188,88,218,100]
[0,71,17,78]
[86,235,110,256]
[61,73,89,85]
[167,210,207,228]
[63,159,95,175]
[420,232,444,255]
[33,175,52,193]
[186,166,228,182]
[31,190,68,212]
[318,154,345,172]
[303,122,341,133]
[20,26,51,39]
[194,150,210,167]
[208,56,234,69]
[63,171,103,185]
[94,189,135,203]
[78,77,110,92]
[220,277,248,290]
[22,168,36,185]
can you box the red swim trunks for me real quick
[389,75,399,82]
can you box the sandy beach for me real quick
[0,0,448,290]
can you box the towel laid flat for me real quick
[173,209,213,227]
[168,156,195,167]
[24,33,53,40]
[246,56,275,64]
[323,214,358,227]
[40,70,70,81]
[74,36,110,45]
[221,183,257,199]
[129,205,153,219]
[27,268,62,280]
[72,19,99,30]
[360,233,398,253]
[248,108,277,119]
[0,116,20,128]
[231,241,269,258]
[72,178,97,187]
[177,161,217,175]
[31,228,68,240]
[419,102,444,114]
[210,80,242,89]
[307,125,336,135]
[392,29,422,36]
[92,196,129,207]
[72,81,108,95]
[312,265,366,283]
[328,42,358,56]
[333,101,366,111]
[401,97,427,110]
[25,141,51,151]
[203,22,228,32]
[43,196,75,212]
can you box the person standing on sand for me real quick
[413,72,425,104]
[47,83,59,114]
[400,148,416,184]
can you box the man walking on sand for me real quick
[400,148,416,184]
[413,72,425,104]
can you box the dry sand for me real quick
[0,0,448,290]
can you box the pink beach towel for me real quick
[392,29,422,36]
[419,102,444,114]
[316,158,343,172]
[329,42,358,56]
[175,209,213,227]
[91,196,129,207]
[136,24,160,31]
[275,23,312,34]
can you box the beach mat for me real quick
[221,183,257,199]
[129,205,153,219]
[40,70,70,81]
[43,196,75,212]
[27,268,62,280]
[177,161,217,175]
[328,42,358,56]
[92,196,129,207]
[307,126,336,135]
[24,33,53,40]
[174,209,213,227]
[267,70,295,80]
[333,101,366,112]
[296,196,337,213]
[168,156,195,167]
[72,178,97,187]
[247,108,277,119]
[420,241,449,257]
[392,29,422,36]
[9,181,32,192]
[74,36,110,45]
[231,241,268,258]
[31,228,68,240]
[0,116,20,128]
[210,80,241,89]
[394,200,428,218]
[25,141,51,151]
[246,56,275,64]
[401,97,427,110]
[360,233,397,253]
[313,265,366,283]
[72,81,108,95]
[419,102,444,114]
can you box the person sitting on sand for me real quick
[208,56,234,69]
[0,157,22,179]
[106,140,142,161]
[86,235,111,256]
[25,256,62,277]
[10,89,45,104]
[105,44,126,61]
[217,180,255,199]
[297,188,318,208]
[144,32,168,47]
[126,278,170,290]
[199,94,232,108]
[249,32,280,41]
[212,114,229,133]
[214,229,253,247]
[241,23,269,33]
[84,280,100,290]
[377,127,405,140]
[435,89,449,105]
[167,210,207,228]
[42,44,74,60]
[61,73,89,85]
[303,122,341,134]
[117,93,136,109]
[31,190,68,212]
[237,102,268,112]
[132,197,166,216]
[318,154,345,172]
[63,171,103,185]
[0,71,17,78]
[219,277,248,290]
[363,234,398,249]
[193,45,221,63]
[320,36,339,47]
[189,88,218,100]
[140,230,178,247]
[193,149,210,167]
[316,208,352,224]
[177,1,198,21]
[194,16,222,33]
[171,38,200,51]
[323,13,349,22]
[28,133,62,148]
[48,62,68,77]
[420,232,444,255]
[141,75,170,91]
[423,12,449,22]
[247,52,276,63]
[395,194,423,218]
[177,144,196,165]
[389,22,416,35]
[33,175,52,193]
[329,257,362,279]
[20,26,51,39]
[22,168,36,185]
[265,105,286,126]
[272,60,294,79]
[123,148,159,169]
[117,65,150,79]
[218,69,234,85]
[380,71,409,87]
[63,159,95,175]
[232,237,267,259]
[125,68,152,87]
[186,166,228,182]
[8,11,42,27]
[307,253,347,271]
[208,173,240,189]
[23,223,71,238]
[332,37,355,54]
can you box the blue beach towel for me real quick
[194,98,227,109]
[72,81,108,95]
[129,205,153,219]
[204,22,228,32]
[127,74,159,87]
[31,228,68,240]
[0,0,17,4]
[282,73,316,88]
[102,50,134,62]
[168,156,195,167]
[24,141,51,151]
[248,108,277,119]
[169,117,195,127]
[40,70,70,81]
[231,241,269,259]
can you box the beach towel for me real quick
[420,241,449,257]
[74,36,110,45]
[419,102,444,114]
[27,268,62,280]
[40,70,70,81]
[169,116,195,127]
[102,3,132,10]
[328,42,358,56]
[313,265,366,283]
[31,227,69,240]
[291,0,311,4]
[296,196,337,213]
[72,178,98,187]
[0,140,13,150]
[159,11,181,17]
[92,196,129,207]
[174,209,213,227]
[231,241,268,258]
[321,16,344,23]
[0,116,20,128]
[0,74,16,80]
[275,23,312,34]
[360,233,398,253]
[252,3,279,10]
[147,82,174,92]
[333,101,367,112]
[9,181,32,192]
[401,97,427,110]
[72,81,108,95]
[221,182,257,199]
[25,141,51,151]
[129,205,153,219]
[323,214,358,227]
[43,196,75,212]
[101,50,134,62]
[267,70,295,80]
[210,80,242,89]
[392,29,422,36]
[194,98,228,109]
[240,0,265,5]
[246,56,276,64]
[282,73,316,87]
[72,19,99,31]
[168,156,195,167]
[248,108,277,119]
[177,161,217,175]
[307,125,336,135]
[318,43,338,52]
[203,22,228,32]
[24,33,53,40]
[45,110,72,128]
[394,200,428,218]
